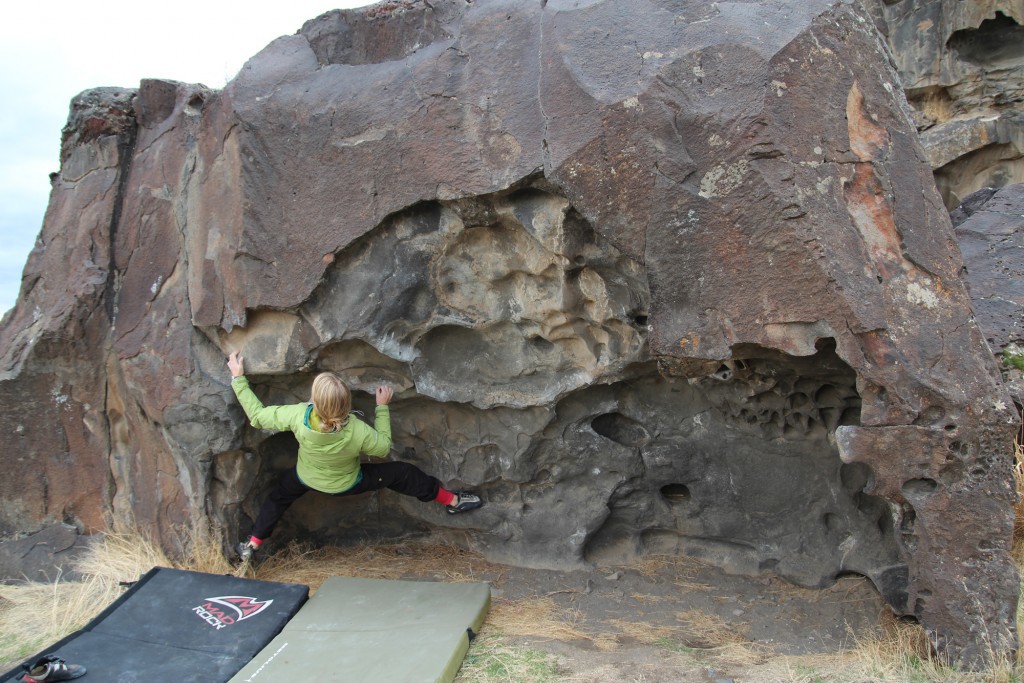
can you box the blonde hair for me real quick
[310,373,351,433]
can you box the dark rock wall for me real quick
[951,184,1024,400]
[863,0,1024,207]
[0,0,1018,667]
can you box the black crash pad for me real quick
[2,567,308,683]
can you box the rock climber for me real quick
[227,351,483,560]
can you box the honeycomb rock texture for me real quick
[0,0,1017,667]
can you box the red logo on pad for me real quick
[192,595,274,629]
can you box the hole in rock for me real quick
[814,384,844,407]
[873,565,910,612]
[633,314,649,327]
[902,478,938,499]
[899,506,917,533]
[529,335,555,352]
[917,405,945,424]
[839,407,861,426]
[660,483,691,504]
[947,12,1024,66]
[591,412,651,447]
[854,491,884,519]
[979,537,999,551]
[710,364,733,381]
[840,462,870,492]
[948,441,967,455]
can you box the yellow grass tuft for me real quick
[1013,436,1024,566]
[674,608,769,666]
[486,596,589,643]
[625,553,708,582]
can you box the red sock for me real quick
[434,488,456,506]
[249,536,264,547]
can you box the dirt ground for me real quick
[0,533,893,682]
[364,545,890,682]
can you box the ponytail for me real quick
[310,373,351,432]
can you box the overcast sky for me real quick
[0,1,371,317]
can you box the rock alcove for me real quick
[214,183,902,607]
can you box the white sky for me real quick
[0,1,372,317]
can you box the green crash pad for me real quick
[229,576,490,683]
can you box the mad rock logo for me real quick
[193,595,274,630]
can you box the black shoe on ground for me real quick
[447,491,483,514]
[22,655,86,682]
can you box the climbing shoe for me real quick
[446,491,483,514]
[21,655,86,682]
[236,540,259,562]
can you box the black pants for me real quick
[249,462,442,541]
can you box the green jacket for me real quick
[231,376,392,493]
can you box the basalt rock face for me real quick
[0,0,1018,666]
[951,184,1024,400]
[863,0,1024,207]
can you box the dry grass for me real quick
[1013,437,1024,566]
[248,540,500,592]
[457,633,562,682]
[0,529,176,667]
[820,608,1022,683]
[624,553,707,582]
[487,596,589,642]
[674,608,768,667]
[601,608,766,667]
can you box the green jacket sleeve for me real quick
[361,405,393,458]
[231,376,301,432]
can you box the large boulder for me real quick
[0,0,1017,667]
